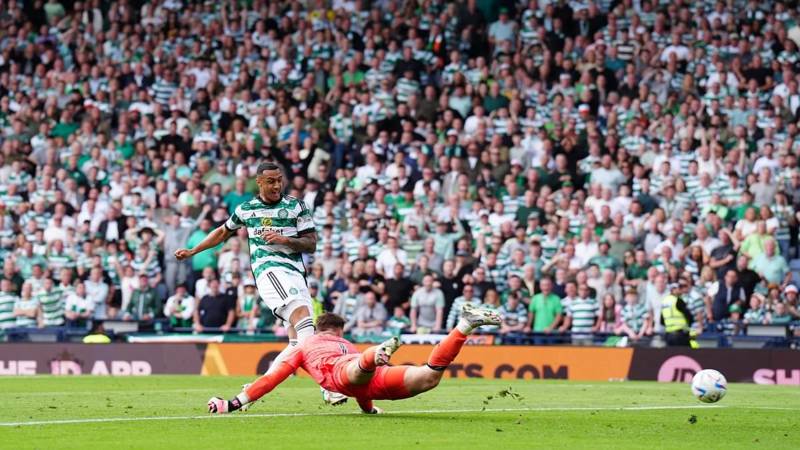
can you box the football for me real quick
[691,369,728,403]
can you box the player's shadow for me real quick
[358,413,485,421]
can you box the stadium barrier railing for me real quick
[2,321,798,349]
[1,341,799,384]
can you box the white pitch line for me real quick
[743,406,800,411]
[0,405,727,427]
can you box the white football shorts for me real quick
[255,268,313,321]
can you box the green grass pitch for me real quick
[1,375,798,449]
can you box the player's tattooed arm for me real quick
[261,230,317,253]
[288,231,317,253]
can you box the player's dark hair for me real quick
[257,162,282,174]
[316,313,346,332]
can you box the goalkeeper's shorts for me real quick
[332,359,411,401]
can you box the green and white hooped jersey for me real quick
[0,291,17,329]
[36,289,64,327]
[225,196,315,279]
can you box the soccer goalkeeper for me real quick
[208,304,500,414]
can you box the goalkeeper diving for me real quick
[207,304,500,414]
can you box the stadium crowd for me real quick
[0,0,799,344]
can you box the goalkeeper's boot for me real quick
[461,303,501,328]
[375,336,401,366]
[322,388,349,406]
[207,397,230,414]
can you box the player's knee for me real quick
[420,372,441,392]
[287,301,312,323]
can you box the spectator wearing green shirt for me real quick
[528,277,563,336]
[483,83,510,113]
[386,306,412,336]
[51,116,79,140]
[515,191,542,224]
[587,240,621,271]
[701,193,730,220]
[739,221,773,260]
[342,60,365,87]
[186,219,221,284]
[750,240,790,285]
[501,275,531,305]
[123,274,157,321]
[432,219,464,261]
[15,242,47,285]
[204,161,236,193]
[44,0,66,24]
[767,302,793,325]
[606,226,634,264]
[733,194,756,220]
[223,179,254,215]
[624,249,650,283]
[392,190,415,221]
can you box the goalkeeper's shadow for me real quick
[359,412,489,421]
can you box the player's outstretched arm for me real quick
[208,361,295,414]
[175,225,234,260]
[242,361,295,403]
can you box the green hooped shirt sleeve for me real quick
[296,199,315,234]
[225,206,244,231]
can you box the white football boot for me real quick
[460,303,501,329]
[374,336,401,366]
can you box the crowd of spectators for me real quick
[0,0,799,344]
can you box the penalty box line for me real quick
[0,405,727,427]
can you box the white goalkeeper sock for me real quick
[235,392,250,405]
[456,318,475,335]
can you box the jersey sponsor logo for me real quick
[261,217,273,227]
[255,227,284,235]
